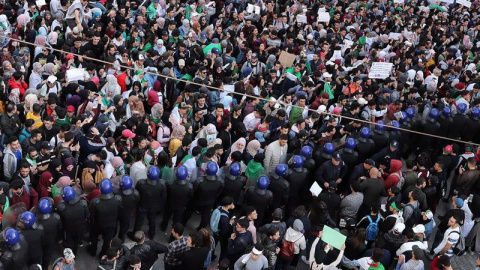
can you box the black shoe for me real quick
[160,224,167,231]
[78,241,84,247]
[148,234,155,240]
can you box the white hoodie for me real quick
[283,227,306,254]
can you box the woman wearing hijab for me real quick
[37,171,54,198]
[51,176,73,204]
[105,156,124,180]
[29,62,43,89]
[2,61,15,81]
[82,160,105,186]
[245,153,265,187]
[127,95,145,118]
[61,157,77,179]
[33,35,47,59]
[244,140,261,165]
[48,158,64,183]
[101,74,121,97]
[169,125,186,158]
[226,137,246,166]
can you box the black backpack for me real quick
[404,203,422,227]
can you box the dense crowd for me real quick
[0,0,480,269]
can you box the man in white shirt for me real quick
[432,215,461,258]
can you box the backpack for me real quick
[404,204,422,227]
[210,206,229,233]
[280,234,303,260]
[366,216,380,241]
[391,172,405,190]
[449,230,466,256]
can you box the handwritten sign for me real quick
[279,51,296,68]
[369,62,394,79]
[66,68,85,82]
[297,14,307,24]
[457,0,471,7]
[317,12,330,22]
[388,33,402,40]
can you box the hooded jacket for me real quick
[382,159,403,191]
[283,226,306,255]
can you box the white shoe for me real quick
[301,255,308,264]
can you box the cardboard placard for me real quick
[66,68,84,82]
[279,51,296,68]
[322,225,347,250]
[369,62,394,79]
[317,12,330,22]
[297,14,307,24]
[388,33,402,40]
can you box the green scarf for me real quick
[150,115,160,125]
[245,160,264,185]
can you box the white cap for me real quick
[358,97,368,105]
[138,54,145,61]
[47,75,57,83]
[317,105,327,113]
[323,72,332,78]
[412,224,425,234]
[393,223,405,233]
[326,61,335,66]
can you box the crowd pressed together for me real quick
[1,0,480,269]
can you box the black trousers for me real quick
[89,225,116,256]
[118,214,132,241]
[65,226,84,255]
[182,204,212,230]
[134,207,157,238]
[161,206,185,230]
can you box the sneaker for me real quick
[301,255,309,264]
[78,241,84,247]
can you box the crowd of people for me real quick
[0,0,480,269]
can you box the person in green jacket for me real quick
[289,96,307,127]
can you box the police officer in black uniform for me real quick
[130,166,166,240]
[300,145,316,172]
[0,228,29,269]
[461,107,480,143]
[57,186,89,255]
[448,103,468,140]
[313,142,335,169]
[243,175,273,226]
[36,198,62,269]
[339,138,359,191]
[268,164,290,211]
[434,107,454,156]
[88,179,122,257]
[183,161,224,230]
[355,127,375,163]
[219,162,246,208]
[371,120,389,153]
[115,175,139,242]
[17,211,44,266]
[388,120,401,143]
[418,108,441,154]
[286,155,308,215]
[161,165,193,231]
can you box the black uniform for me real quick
[371,130,389,153]
[18,223,44,266]
[355,137,375,163]
[243,187,273,226]
[448,112,468,139]
[88,193,122,256]
[418,118,441,153]
[182,175,224,230]
[115,188,139,241]
[339,149,359,190]
[160,179,194,231]
[434,114,453,156]
[286,167,308,214]
[461,116,480,142]
[220,174,246,206]
[267,172,290,211]
[37,212,62,269]
[133,178,166,239]
[57,197,89,254]
[0,235,29,270]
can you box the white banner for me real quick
[317,12,330,22]
[368,62,394,79]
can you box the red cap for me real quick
[444,145,453,153]
[322,93,329,99]
[66,54,75,60]
[334,59,342,65]
[333,107,342,115]
[67,105,75,112]
[122,129,136,139]
[319,52,326,58]
[319,64,326,70]
[455,83,465,90]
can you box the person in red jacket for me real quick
[381,159,403,192]
[7,71,28,101]
[9,178,38,210]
